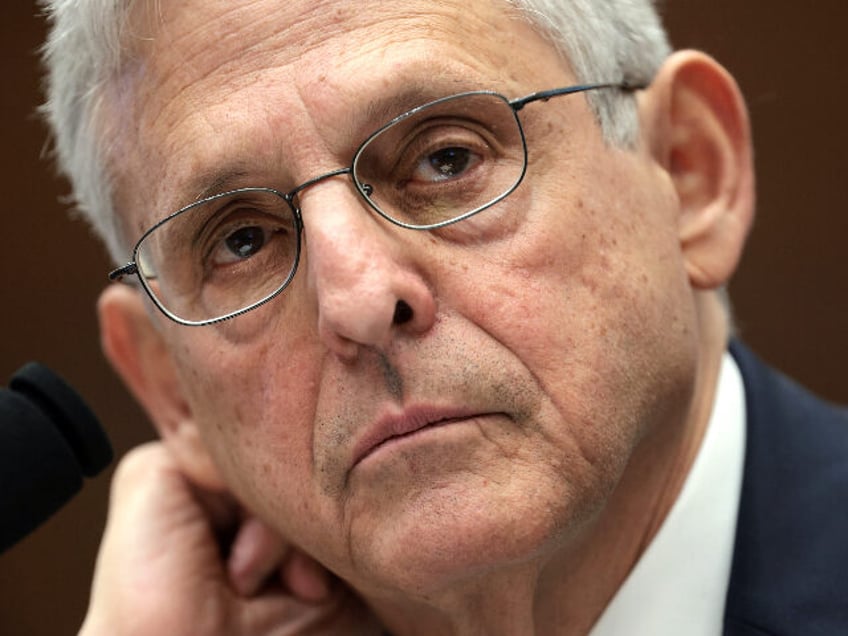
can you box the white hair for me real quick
[38,0,671,262]
[510,0,670,144]
[39,0,139,262]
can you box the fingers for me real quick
[282,550,333,603]
[81,442,226,634]
[118,444,334,605]
[228,516,288,596]
[83,442,378,636]
[228,516,332,602]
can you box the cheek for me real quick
[449,156,696,452]
[171,326,327,520]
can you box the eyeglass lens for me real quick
[354,92,526,228]
[136,188,300,323]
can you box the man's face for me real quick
[116,0,698,599]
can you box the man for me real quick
[38,0,847,634]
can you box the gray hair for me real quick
[39,0,139,262]
[511,0,670,144]
[38,0,670,263]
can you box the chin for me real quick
[341,463,603,601]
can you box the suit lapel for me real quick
[724,341,848,635]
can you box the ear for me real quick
[641,51,755,289]
[98,284,226,491]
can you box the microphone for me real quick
[0,362,113,553]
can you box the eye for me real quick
[416,146,476,182]
[219,225,267,263]
[192,195,296,273]
[397,125,488,187]
[206,217,287,270]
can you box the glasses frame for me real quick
[109,81,643,326]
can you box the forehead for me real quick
[133,0,527,68]
[116,0,572,233]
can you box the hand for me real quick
[79,442,381,636]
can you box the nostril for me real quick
[392,300,414,325]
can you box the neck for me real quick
[369,292,730,635]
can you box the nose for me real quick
[298,182,437,360]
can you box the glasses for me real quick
[109,82,640,326]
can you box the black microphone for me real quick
[0,362,113,553]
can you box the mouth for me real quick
[351,406,498,469]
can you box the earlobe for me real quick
[98,285,226,491]
[644,51,755,289]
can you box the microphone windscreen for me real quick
[10,362,112,477]
[0,363,112,553]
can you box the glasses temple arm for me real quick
[510,81,648,112]
[108,262,138,282]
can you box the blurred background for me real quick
[1,1,846,633]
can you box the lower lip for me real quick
[355,416,481,468]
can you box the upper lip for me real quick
[351,405,489,468]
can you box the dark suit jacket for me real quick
[724,341,848,635]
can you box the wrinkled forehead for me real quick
[111,0,570,236]
[125,0,541,87]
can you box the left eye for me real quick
[417,146,477,182]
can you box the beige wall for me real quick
[1,2,845,633]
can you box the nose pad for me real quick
[300,184,436,360]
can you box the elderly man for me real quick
[39,0,847,634]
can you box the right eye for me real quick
[211,222,270,266]
[190,195,298,280]
[202,209,294,273]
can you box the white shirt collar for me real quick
[589,352,747,636]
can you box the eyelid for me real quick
[371,113,495,161]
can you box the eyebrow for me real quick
[360,77,482,131]
[171,76,500,209]
[192,168,253,202]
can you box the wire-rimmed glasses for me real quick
[109,82,640,326]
